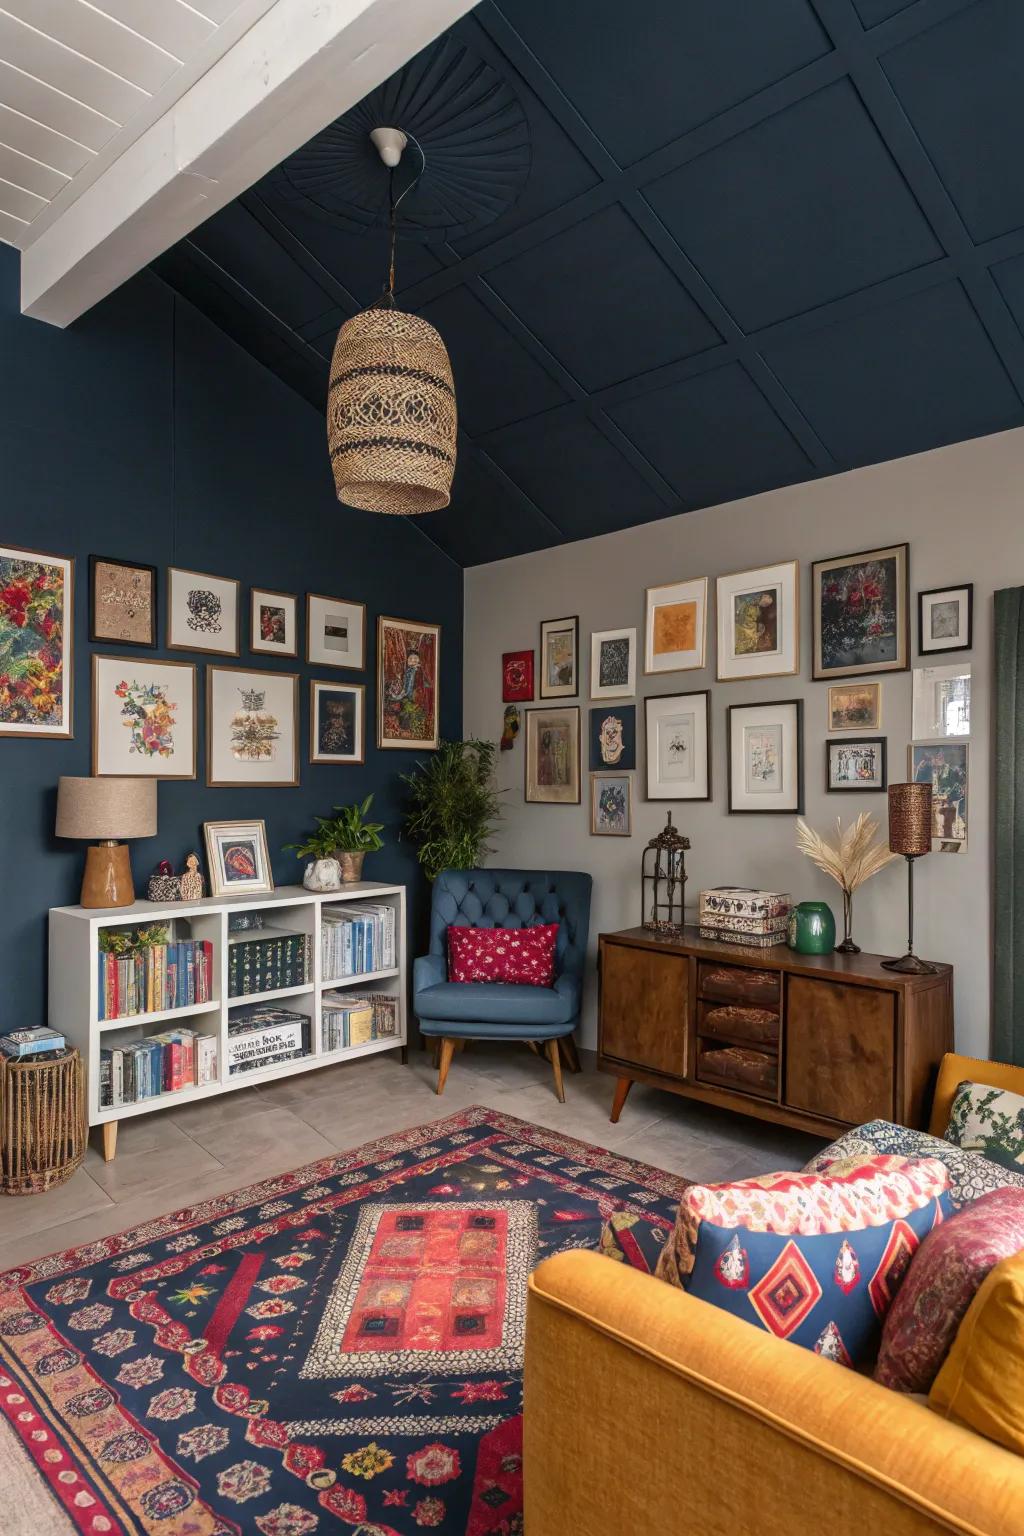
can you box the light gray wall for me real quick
[464,425,1024,1057]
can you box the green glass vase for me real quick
[787,900,837,955]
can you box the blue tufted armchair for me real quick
[413,868,592,1102]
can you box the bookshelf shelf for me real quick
[49,881,407,1158]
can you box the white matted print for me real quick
[912,663,971,740]
[307,593,365,670]
[251,588,298,656]
[727,699,804,814]
[645,690,711,801]
[644,577,707,674]
[590,627,636,699]
[92,654,196,779]
[167,567,239,655]
[919,584,972,655]
[204,819,274,898]
[207,665,298,786]
[716,560,799,681]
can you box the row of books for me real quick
[322,991,400,1052]
[228,929,312,998]
[98,940,214,1021]
[227,1005,312,1075]
[99,1028,217,1107]
[321,903,396,980]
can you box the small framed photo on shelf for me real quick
[0,543,73,739]
[727,698,804,814]
[378,615,440,750]
[539,615,579,697]
[716,561,798,681]
[167,566,239,656]
[502,649,534,702]
[909,742,968,853]
[827,680,881,732]
[250,587,298,657]
[811,542,908,679]
[826,736,887,792]
[589,703,636,770]
[644,577,707,674]
[919,583,973,655]
[912,663,970,740]
[307,593,365,670]
[590,627,636,698]
[525,705,581,804]
[204,819,274,898]
[645,689,711,801]
[92,653,197,778]
[89,555,156,647]
[591,772,632,836]
[310,679,364,764]
[206,665,299,786]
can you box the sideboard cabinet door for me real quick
[784,976,896,1126]
[600,942,688,1079]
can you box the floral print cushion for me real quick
[446,922,558,986]
[804,1120,1024,1209]
[945,1080,1024,1173]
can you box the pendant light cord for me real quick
[384,131,426,306]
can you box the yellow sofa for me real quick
[524,1053,1024,1535]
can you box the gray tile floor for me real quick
[0,1043,824,1272]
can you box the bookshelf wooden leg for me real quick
[101,1122,118,1162]
[610,1076,633,1124]
[436,1039,456,1095]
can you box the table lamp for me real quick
[881,782,938,975]
[56,776,157,909]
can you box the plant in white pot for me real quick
[285,795,385,889]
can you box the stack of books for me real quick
[97,938,214,1020]
[322,991,400,1052]
[698,888,792,948]
[227,1004,311,1075]
[321,904,396,981]
[99,1028,217,1108]
[0,1027,66,1060]
[228,927,311,998]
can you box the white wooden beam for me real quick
[20,0,476,327]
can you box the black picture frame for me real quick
[644,689,712,801]
[826,736,887,793]
[538,614,579,699]
[918,583,973,655]
[88,554,158,647]
[726,698,804,814]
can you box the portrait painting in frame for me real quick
[378,616,440,750]
[910,742,968,853]
[251,587,298,657]
[589,704,636,771]
[591,772,632,836]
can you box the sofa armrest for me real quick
[413,953,446,994]
[525,1251,1024,1536]
[553,972,580,1014]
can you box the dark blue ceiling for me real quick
[152,0,1024,567]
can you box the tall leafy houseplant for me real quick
[401,739,503,882]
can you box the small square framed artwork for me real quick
[539,615,579,698]
[909,742,968,853]
[0,543,73,739]
[590,627,636,698]
[525,705,581,804]
[251,587,298,657]
[645,690,711,801]
[919,584,973,655]
[92,654,197,778]
[167,566,240,656]
[591,772,632,836]
[89,555,157,647]
[589,704,636,770]
[307,593,366,670]
[826,737,886,792]
[727,699,804,814]
[716,561,798,681]
[502,649,534,702]
[310,679,364,764]
[645,577,707,674]
[206,665,299,786]
[811,543,909,679]
[827,681,881,732]
[204,819,274,898]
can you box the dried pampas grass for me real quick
[795,812,897,896]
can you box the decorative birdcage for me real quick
[641,812,690,935]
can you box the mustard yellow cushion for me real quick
[928,1248,1024,1456]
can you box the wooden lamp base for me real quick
[81,842,135,909]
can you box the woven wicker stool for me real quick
[1,1048,86,1195]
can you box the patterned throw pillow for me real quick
[599,1211,669,1273]
[875,1187,1024,1394]
[804,1120,1024,1209]
[945,1080,1024,1172]
[655,1157,952,1369]
[447,923,558,987]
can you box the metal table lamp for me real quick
[881,782,938,976]
[56,776,157,908]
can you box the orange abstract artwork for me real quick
[653,600,697,655]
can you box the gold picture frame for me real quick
[91,653,197,779]
[525,705,581,804]
[377,615,440,750]
[310,679,365,764]
[206,664,299,787]
[203,818,274,898]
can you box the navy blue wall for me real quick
[0,244,463,1023]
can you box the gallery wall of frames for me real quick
[0,249,462,1023]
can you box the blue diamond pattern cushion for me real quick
[655,1157,952,1368]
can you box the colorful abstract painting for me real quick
[0,546,72,737]
[378,617,440,750]
[813,544,908,679]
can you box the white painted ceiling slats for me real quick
[87,0,216,60]
[0,13,145,126]
[0,137,69,198]
[1,0,184,92]
[0,171,46,220]
[0,56,117,152]
[0,98,92,175]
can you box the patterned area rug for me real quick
[0,1107,685,1536]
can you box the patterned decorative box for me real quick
[699,888,791,924]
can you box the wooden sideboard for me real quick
[598,927,953,1138]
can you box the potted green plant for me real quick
[285,794,385,887]
[401,739,503,882]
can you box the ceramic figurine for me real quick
[303,857,342,892]
[179,852,204,902]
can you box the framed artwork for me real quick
[92,654,196,779]
[310,679,364,764]
[812,542,908,679]
[828,681,881,732]
[251,587,298,657]
[167,566,239,656]
[378,615,440,750]
[591,772,632,836]
[919,583,973,654]
[502,649,534,702]
[204,819,274,898]
[307,593,365,670]
[89,555,156,647]
[909,742,968,853]
[826,737,887,793]
[0,544,73,739]
[645,690,711,801]
[912,663,970,740]
[525,705,581,804]
[727,699,804,814]
[716,560,799,681]
[589,704,636,770]
[539,615,579,698]
[207,665,299,786]
[590,627,637,698]
[644,577,707,674]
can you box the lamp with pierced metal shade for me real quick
[881,782,939,975]
[56,776,156,909]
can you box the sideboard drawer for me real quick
[698,962,780,1009]
[600,941,687,1079]
[784,976,896,1125]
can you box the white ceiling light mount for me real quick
[370,126,408,168]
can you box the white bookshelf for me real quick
[49,881,407,1160]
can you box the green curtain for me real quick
[994,586,1024,1065]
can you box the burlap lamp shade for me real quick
[56,776,157,909]
[327,306,457,514]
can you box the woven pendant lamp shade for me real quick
[327,306,457,514]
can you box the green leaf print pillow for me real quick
[945,1080,1024,1172]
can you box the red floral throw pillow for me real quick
[447,923,558,987]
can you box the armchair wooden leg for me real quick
[526,1040,542,1056]
[546,1039,566,1104]
[432,1040,441,1069]
[558,1034,581,1073]
[436,1038,456,1095]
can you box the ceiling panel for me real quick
[852,0,918,25]
[0,12,146,125]
[0,140,69,199]
[0,173,46,223]
[0,57,117,152]
[86,0,215,57]
[188,202,337,330]
[417,447,562,564]
[0,100,92,176]
[0,0,181,94]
